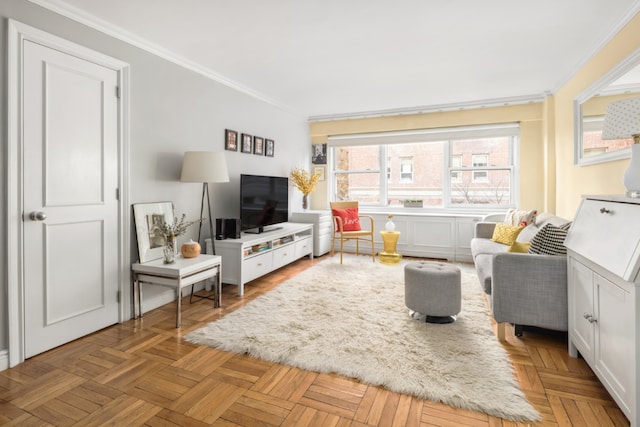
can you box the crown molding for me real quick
[26,0,305,118]
[549,0,640,95]
[307,94,547,122]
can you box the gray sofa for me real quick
[470,212,571,340]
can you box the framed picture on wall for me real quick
[314,166,325,181]
[225,129,238,151]
[312,143,327,164]
[254,136,264,155]
[241,133,253,153]
[133,201,174,263]
[265,139,275,157]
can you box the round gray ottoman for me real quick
[404,261,461,323]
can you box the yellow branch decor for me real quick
[289,167,321,196]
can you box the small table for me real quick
[379,231,402,264]
[132,254,222,327]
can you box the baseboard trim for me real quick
[0,350,9,372]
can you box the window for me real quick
[400,157,413,182]
[471,154,488,182]
[451,155,462,182]
[581,115,631,159]
[329,124,518,209]
[472,154,488,167]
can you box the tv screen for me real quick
[240,174,289,233]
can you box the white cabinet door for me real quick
[568,258,595,364]
[595,275,633,416]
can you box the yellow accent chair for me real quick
[330,201,375,264]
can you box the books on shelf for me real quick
[242,233,297,258]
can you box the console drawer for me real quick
[272,244,297,270]
[244,252,273,283]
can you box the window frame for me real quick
[328,124,519,212]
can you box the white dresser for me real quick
[290,210,332,256]
[564,195,640,426]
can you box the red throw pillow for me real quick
[332,207,362,231]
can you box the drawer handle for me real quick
[600,207,611,214]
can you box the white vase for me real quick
[624,144,640,198]
[385,215,395,231]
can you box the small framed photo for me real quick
[225,129,238,151]
[241,133,253,153]
[133,201,174,263]
[265,139,275,157]
[314,166,325,181]
[312,143,327,164]
[253,136,264,155]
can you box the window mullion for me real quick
[444,141,452,206]
[380,145,388,206]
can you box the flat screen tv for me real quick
[240,174,289,233]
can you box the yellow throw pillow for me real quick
[507,241,531,253]
[491,223,524,245]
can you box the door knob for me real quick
[29,211,47,221]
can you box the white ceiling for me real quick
[33,0,640,120]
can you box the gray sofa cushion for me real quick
[470,237,509,260]
[474,254,494,294]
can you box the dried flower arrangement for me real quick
[159,213,203,238]
[289,167,321,195]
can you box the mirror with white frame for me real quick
[574,48,640,166]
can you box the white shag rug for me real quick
[185,257,539,422]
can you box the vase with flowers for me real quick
[290,167,321,210]
[159,213,203,263]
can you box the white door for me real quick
[22,39,120,358]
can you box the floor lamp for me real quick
[180,151,229,255]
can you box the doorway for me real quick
[7,20,130,366]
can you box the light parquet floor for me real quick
[0,255,630,426]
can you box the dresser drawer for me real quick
[272,244,297,270]
[565,199,640,281]
[294,236,311,258]
[244,252,273,283]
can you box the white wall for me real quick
[0,0,310,365]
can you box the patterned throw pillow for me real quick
[491,223,524,245]
[504,208,538,227]
[528,222,572,255]
[331,208,362,231]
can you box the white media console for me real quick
[206,222,313,296]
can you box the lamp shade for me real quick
[180,151,229,183]
[601,97,640,140]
